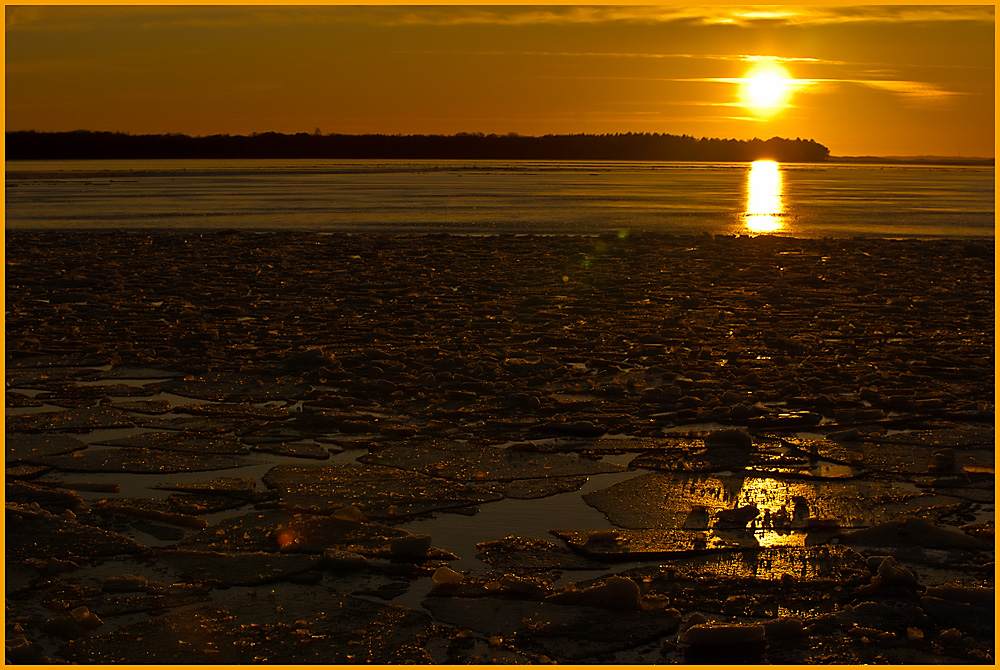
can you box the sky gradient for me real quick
[5,4,995,157]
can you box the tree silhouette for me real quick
[6,130,832,162]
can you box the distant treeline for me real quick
[6,130,831,162]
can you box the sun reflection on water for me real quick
[744,160,785,234]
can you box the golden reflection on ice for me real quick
[744,160,784,234]
[735,476,814,548]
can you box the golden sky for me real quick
[5,4,995,157]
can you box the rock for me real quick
[934,628,963,645]
[40,606,103,640]
[331,505,368,522]
[681,612,710,631]
[682,505,710,530]
[545,576,642,611]
[714,505,759,528]
[728,404,753,422]
[827,428,861,442]
[432,566,465,584]
[704,428,753,448]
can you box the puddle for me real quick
[400,466,639,573]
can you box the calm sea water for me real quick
[5,159,994,238]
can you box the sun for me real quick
[739,62,793,117]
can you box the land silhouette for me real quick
[6,130,831,162]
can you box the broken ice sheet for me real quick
[359,441,605,498]
[7,481,84,513]
[7,505,145,560]
[506,436,668,455]
[628,436,756,473]
[476,536,608,571]
[177,509,455,560]
[98,366,185,380]
[358,440,624,482]
[181,402,295,421]
[34,382,154,401]
[94,492,248,520]
[248,441,331,460]
[584,471,967,531]
[106,399,173,414]
[33,446,267,474]
[878,426,995,448]
[422,596,678,662]
[477,476,591,500]
[153,549,323,586]
[6,433,89,463]
[854,440,994,477]
[617,544,869,584]
[839,517,992,551]
[262,463,502,519]
[59,592,435,664]
[550,528,759,560]
[151,476,260,500]
[6,407,134,433]
[600,546,871,619]
[138,416,266,434]
[94,431,249,455]
[149,375,309,403]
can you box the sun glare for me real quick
[744,160,784,234]
[739,62,793,117]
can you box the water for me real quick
[5,159,994,237]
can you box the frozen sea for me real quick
[5,159,994,238]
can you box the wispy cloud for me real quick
[6,4,993,32]
[695,5,994,27]
[679,74,969,107]
[400,49,845,65]
[851,79,971,104]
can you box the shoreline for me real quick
[6,231,994,664]
[5,228,996,241]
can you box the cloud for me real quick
[6,4,993,33]
[697,5,994,27]
[400,49,845,66]
[852,79,970,104]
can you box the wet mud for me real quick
[5,231,994,664]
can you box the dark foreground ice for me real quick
[5,231,994,664]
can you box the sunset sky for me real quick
[5,4,995,157]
